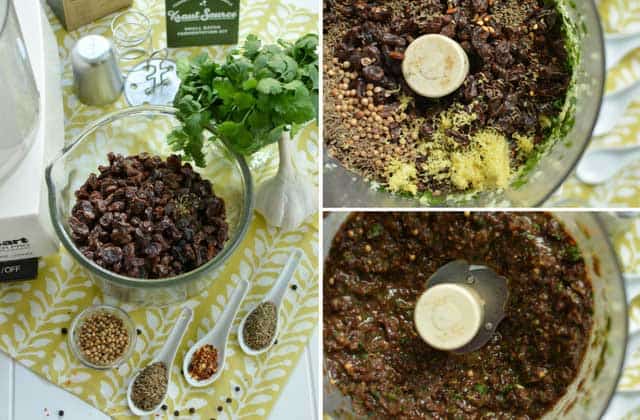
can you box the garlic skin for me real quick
[255,131,318,230]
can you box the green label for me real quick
[165,0,240,47]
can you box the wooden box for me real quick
[47,0,132,31]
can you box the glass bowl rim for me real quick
[68,304,137,370]
[590,212,628,420]
[45,105,254,288]
[538,0,606,207]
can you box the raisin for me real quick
[68,154,229,279]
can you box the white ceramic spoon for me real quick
[575,145,640,185]
[127,306,193,416]
[183,279,249,387]
[605,32,640,72]
[619,331,640,394]
[625,274,640,337]
[593,79,640,137]
[238,249,303,356]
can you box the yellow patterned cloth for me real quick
[552,1,640,206]
[0,1,318,419]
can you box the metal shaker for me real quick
[71,34,123,106]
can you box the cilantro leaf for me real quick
[170,34,318,161]
[256,78,283,95]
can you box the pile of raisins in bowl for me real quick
[68,153,229,279]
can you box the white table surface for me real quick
[0,328,318,420]
[0,0,320,419]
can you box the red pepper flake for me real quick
[188,344,218,381]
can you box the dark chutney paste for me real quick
[324,212,593,419]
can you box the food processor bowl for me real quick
[323,0,605,208]
[45,106,253,305]
[323,212,627,419]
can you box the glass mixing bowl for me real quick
[46,106,253,305]
[323,0,605,207]
[323,212,627,419]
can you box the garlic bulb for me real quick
[255,130,317,230]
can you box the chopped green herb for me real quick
[502,384,515,393]
[384,392,399,401]
[474,384,488,394]
[565,245,582,262]
[368,223,383,239]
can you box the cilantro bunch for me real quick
[168,34,319,166]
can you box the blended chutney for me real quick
[324,212,593,419]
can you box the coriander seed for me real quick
[75,309,130,366]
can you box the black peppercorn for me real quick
[161,404,168,411]
[274,339,278,345]
[136,328,142,335]
[189,408,195,414]
[235,386,240,392]
[58,410,65,417]
[217,406,223,412]
[174,410,180,416]
[291,284,298,290]
[61,328,68,335]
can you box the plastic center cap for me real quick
[414,283,484,351]
[402,34,470,98]
[75,35,112,63]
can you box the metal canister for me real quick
[71,34,123,106]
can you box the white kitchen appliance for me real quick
[0,0,39,184]
[0,0,64,280]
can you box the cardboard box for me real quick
[165,0,240,47]
[0,2,64,267]
[47,0,132,31]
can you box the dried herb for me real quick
[131,362,168,411]
[243,301,278,350]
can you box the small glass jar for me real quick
[69,304,137,370]
[110,10,152,69]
